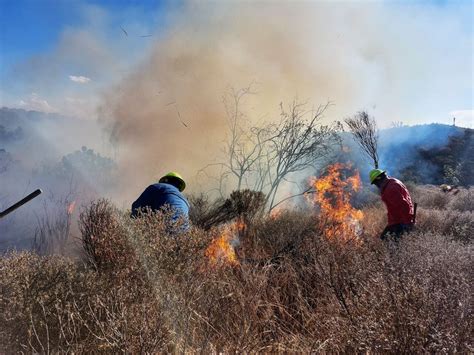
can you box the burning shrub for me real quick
[205,222,241,267]
[309,162,364,240]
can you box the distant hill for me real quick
[0,107,65,145]
[0,107,105,167]
[0,107,63,126]
[339,123,473,186]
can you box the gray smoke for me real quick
[99,1,472,200]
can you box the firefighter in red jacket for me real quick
[369,169,415,240]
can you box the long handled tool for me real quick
[413,202,418,224]
[0,189,42,219]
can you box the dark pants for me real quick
[380,223,414,241]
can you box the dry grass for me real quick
[1,187,472,353]
[408,184,474,212]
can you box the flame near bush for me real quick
[310,163,363,240]
[205,220,244,267]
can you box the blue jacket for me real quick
[131,183,190,222]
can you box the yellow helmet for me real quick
[369,169,386,184]
[159,172,186,191]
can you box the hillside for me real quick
[339,123,473,186]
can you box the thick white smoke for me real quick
[98,1,472,200]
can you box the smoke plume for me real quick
[99,1,471,199]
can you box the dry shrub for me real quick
[409,184,474,212]
[243,209,316,261]
[79,199,124,270]
[362,184,473,242]
[186,228,472,352]
[0,252,175,353]
[1,195,472,353]
[411,185,474,242]
[365,233,473,352]
[448,187,474,212]
[416,208,473,242]
[0,252,96,352]
[408,184,451,210]
[189,189,265,230]
[1,206,211,352]
[360,201,386,236]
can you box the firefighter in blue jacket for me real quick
[131,172,190,228]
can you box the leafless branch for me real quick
[259,100,337,209]
[202,86,338,211]
[344,111,379,168]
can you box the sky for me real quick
[0,0,182,117]
[0,0,472,128]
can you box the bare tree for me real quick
[259,101,337,210]
[221,85,265,191]
[205,88,338,212]
[344,111,379,168]
[201,84,266,196]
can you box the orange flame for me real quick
[205,221,241,267]
[270,207,283,220]
[310,163,363,240]
[67,201,76,215]
[235,217,246,235]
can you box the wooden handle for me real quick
[0,189,42,218]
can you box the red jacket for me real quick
[380,178,414,226]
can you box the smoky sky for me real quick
[97,1,471,199]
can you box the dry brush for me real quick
[0,190,472,353]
